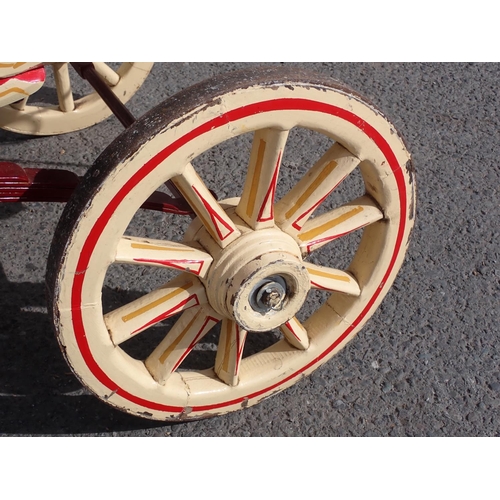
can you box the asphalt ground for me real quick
[0,63,498,436]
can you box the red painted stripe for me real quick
[284,320,301,341]
[191,184,234,240]
[0,67,45,85]
[291,175,348,231]
[256,151,281,222]
[309,280,331,291]
[70,96,407,414]
[235,325,245,374]
[170,316,219,372]
[304,222,371,254]
[131,294,200,335]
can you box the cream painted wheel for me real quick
[0,62,153,135]
[47,67,415,420]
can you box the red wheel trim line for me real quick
[70,97,408,414]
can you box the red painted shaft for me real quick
[0,161,192,215]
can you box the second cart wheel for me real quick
[47,67,415,420]
[0,62,153,135]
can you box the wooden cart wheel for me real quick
[0,62,153,135]
[47,67,415,420]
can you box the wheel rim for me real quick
[49,69,414,420]
[0,62,153,135]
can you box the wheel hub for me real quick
[190,204,311,332]
[250,276,287,313]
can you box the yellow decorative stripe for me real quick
[298,206,364,242]
[0,62,26,69]
[121,282,193,323]
[222,321,232,373]
[285,160,338,219]
[246,139,266,218]
[307,267,350,282]
[131,242,194,252]
[159,310,200,364]
[0,87,29,99]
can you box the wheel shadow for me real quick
[0,128,44,143]
[0,262,172,435]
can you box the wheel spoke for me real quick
[305,262,360,296]
[275,143,359,234]
[280,317,309,350]
[236,128,289,229]
[92,62,120,86]
[214,319,247,386]
[172,163,240,248]
[145,307,221,384]
[115,236,213,278]
[52,63,75,112]
[104,275,206,345]
[297,195,384,254]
